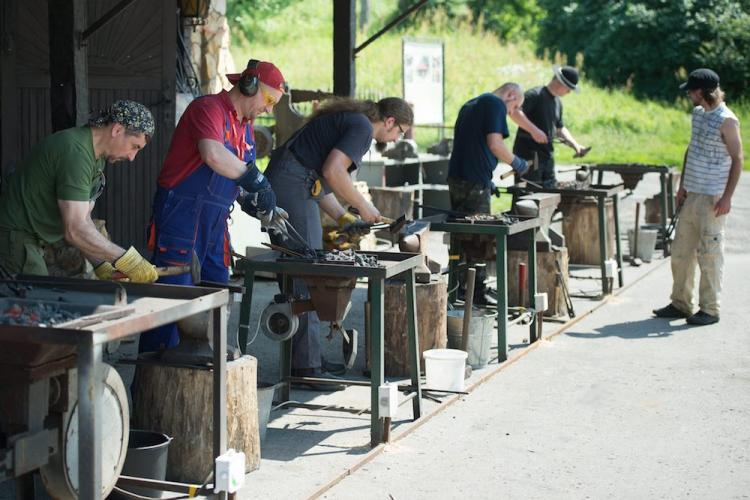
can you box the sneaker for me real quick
[686,311,719,326]
[652,304,689,318]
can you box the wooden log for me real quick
[369,186,415,220]
[507,248,569,317]
[562,197,615,265]
[133,356,260,483]
[382,275,447,377]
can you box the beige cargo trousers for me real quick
[670,193,727,317]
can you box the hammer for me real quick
[113,250,202,283]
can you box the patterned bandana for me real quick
[89,100,155,137]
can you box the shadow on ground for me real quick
[565,317,695,340]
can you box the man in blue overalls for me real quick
[140,59,287,352]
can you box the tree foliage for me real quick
[537,0,750,100]
[396,0,542,40]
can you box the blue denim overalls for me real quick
[138,111,255,352]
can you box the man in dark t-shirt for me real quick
[448,82,530,305]
[512,65,589,188]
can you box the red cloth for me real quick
[157,91,254,189]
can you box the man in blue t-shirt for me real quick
[448,82,529,305]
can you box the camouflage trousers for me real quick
[447,177,492,298]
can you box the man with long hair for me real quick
[266,96,412,385]
[653,68,743,325]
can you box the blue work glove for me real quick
[510,155,529,175]
[237,163,277,218]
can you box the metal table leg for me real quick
[213,305,228,500]
[447,237,460,303]
[659,173,669,256]
[527,228,538,342]
[281,275,293,402]
[597,196,609,295]
[404,268,422,420]
[495,233,508,362]
[613,193,624,288]
[237,270,255,354]
[369,278,385,446]
[77,336,102,499]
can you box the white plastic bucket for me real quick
[423,349,468,392]
[627,227,658,262]
[446,309,497,368]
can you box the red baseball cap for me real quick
[226,60,285,92]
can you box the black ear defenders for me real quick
[238,59,261,97]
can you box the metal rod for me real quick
[354,0,429,55]
[80,0,138,41]
[77,336,102,500]
[261,241,305,258]
[461,268,476,353]
[213,305,228,500]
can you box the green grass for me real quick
[228,0,750,169]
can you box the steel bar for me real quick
[281,275,293,403]
[528,228,539,342]
[80,0,138,41]
[496,232,508,362]
[613,193,624,287]
[369,278,384,446]
[77,335,102,500]
[237,270,255,355]
[404,267,422,419]
[213,305,228,500]
[353,0,429,55]
[598,196,609,295]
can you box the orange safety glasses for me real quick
[260,86,278,107]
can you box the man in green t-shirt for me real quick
[0,100,158,283]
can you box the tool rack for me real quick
[0,276,230,500]
[508,182,625,296]
[236,251,424,447]
[587,163,678,255]
[428,214,542,363]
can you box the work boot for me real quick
[652,303,689,318]
[686,311,719,326]
[290,367,345,391]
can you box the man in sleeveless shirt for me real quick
[653,68,743,325]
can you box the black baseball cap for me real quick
[679,68,719,91]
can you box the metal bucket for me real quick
[118,430,172,498]
[258,382,276,445]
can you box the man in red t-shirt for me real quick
[141,59,286,352]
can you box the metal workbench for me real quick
[429,214,542,363]
[509,182,625,296]
[0,277,229,500]
[236,251,424,447]
[588,163,678,255]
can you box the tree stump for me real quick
[562,198,615,265]
[133,356,260,483]
[507,247,569,317]
[382,275,447,377]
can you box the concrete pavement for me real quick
[319,177,750,499]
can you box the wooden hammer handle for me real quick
[112,265,190,280]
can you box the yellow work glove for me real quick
[114,247,159,283]
[93,261,115,280]
[336,212,358,228]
